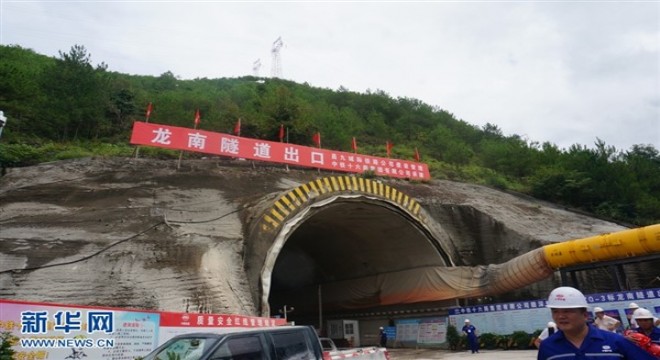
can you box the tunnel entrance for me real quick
[266,198,455,327]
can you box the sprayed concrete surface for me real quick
[2,157,651,319]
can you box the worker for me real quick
[461,319,479,354]
[628,303,660,329]
[537,286,655,360]
[534,321,557,348]
[631,309,660,345]
[627,303,640,329]
[592,306,621,332]
[379,326,387,347]
[534,321,557,349]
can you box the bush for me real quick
[446,325,462,351]
[510,331,533,350]
[0,143,43,166]
[478,332,499,350]
[0,331,17,359]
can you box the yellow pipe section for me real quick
[542,224,660,269]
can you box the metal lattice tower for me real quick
[253,59,262,77]
[271,37,283,78]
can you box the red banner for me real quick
[130,122,430,180]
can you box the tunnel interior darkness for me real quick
[268,200,452,323]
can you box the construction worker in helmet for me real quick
[379,327,387,347]
[628,303,660,329]
[592,306,621,332]
[461,319,479,354]
[537,286,655,360]
[631,308,660,345]
[534,321,557,348]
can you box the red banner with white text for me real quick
[130,122,431,180]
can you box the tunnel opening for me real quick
[266,199,455,328]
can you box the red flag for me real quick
[414,147,420,162]
[279,124,285,142]
[312,132,321,148]
[194,109,201,127]
[234,118,241,136]
[386,141,394,158]
[351,137,358,153]
[145,102,153,121]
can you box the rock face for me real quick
[0,158,652,319]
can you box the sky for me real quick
[1,1,659,151]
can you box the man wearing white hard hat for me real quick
[537,286,655,360]
[631,309,660,344]
[627,302,640,329]
[461,319,479,354]
[628,303,660,329]
[593,306,620,332]
[534,321,557,348]
[379,326,387,347]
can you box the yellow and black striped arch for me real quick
[261,176,422,232]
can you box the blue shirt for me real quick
[538,325,656,360]
[635,326,660,344]
[462,324,477,338]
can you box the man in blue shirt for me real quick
[537,286,655,360]
[462,319,479,354]
[632,308,660,345]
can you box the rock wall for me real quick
[0,158,646,316]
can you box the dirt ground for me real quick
[387,348,538,359]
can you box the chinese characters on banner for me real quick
[130,122,431,180]
[0,299,286,360]
[157,311,284,344]
[448,287,660,335]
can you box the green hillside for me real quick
[1,44,658,226]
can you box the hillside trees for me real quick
[0,44,658,226]
[0,45,50,136]
[40,45,110,140]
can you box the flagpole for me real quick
[178,110,200,170]
[283,125,289,172]
[135,102,153,159]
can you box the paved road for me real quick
[387,348,538,359]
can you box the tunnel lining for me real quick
[259,193,455,316]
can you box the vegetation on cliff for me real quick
[0,44,658,226]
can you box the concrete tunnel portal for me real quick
[245,176,462,325]
[244,176,660,328]
[267,198,453,324]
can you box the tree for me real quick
[0,331,16,359]
[40,45,109,140]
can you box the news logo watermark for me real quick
[19,310,116,348]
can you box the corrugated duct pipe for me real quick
[270,225,660,310]
[462,223,660,298]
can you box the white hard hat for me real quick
[464,319,470,323]
[379,327,383,330]
[633,308,654,320]
[546,286,589,309]
[628,302,640,309]
[593,307,604,313]
[547,322,556,328]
